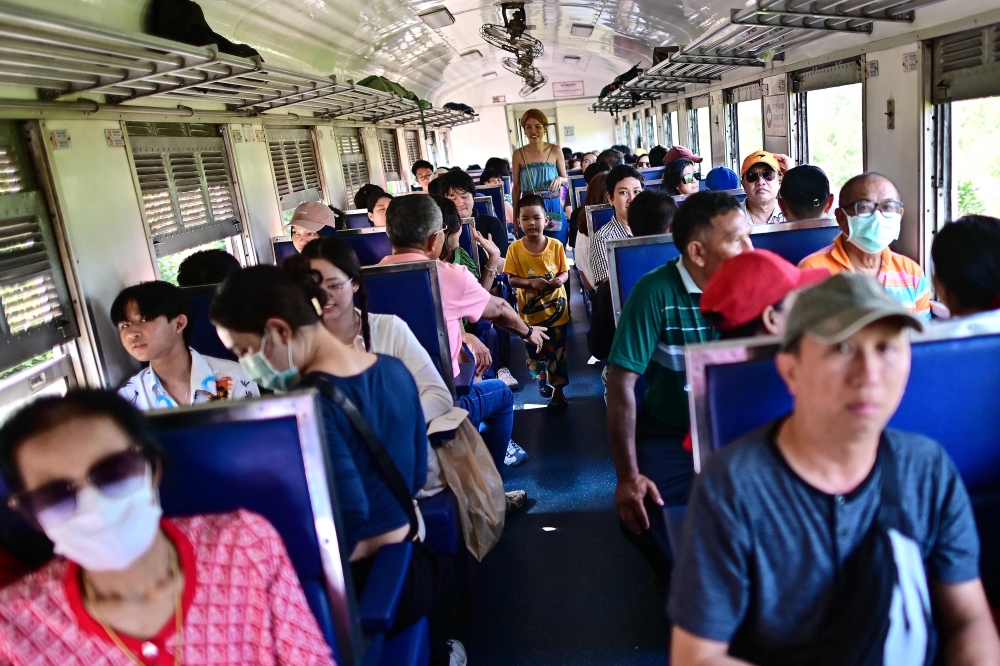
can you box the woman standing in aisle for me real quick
[511,109,569,245]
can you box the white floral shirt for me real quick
[118,348,259,410]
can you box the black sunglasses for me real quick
[744,170,777,183]
[8,448,148,526]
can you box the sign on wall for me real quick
[763,94,787,138]
[552,81,585,98]
[563,126,575,138]
[492,95,506,103]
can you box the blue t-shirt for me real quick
[303,355,428,553]
[668,420,980,661]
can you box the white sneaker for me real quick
[445,639,468,666]
[496,367,520,391]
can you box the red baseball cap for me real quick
[700,250,829,331]
[662,145,703,164]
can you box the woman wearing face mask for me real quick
[209,266,460,665]
[511,108,569,245]
[0,390,334,665]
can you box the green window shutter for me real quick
[378,129,401,182]
[266,128,324,210]
[336,128,370,207]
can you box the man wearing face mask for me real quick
[799,172,931,320]
[0,391,334,665]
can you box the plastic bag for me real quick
[435,419,506,561]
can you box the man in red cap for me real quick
[700,250,829,339]
[285,201,338,253]
[739,150,794,226]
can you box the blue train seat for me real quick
[674,188,747,205]
[686,315,1000,606]
[585,204,615,237]
[473,196,494,218]
[642,179,666,192]
[475,183,507,227]
[570,174,587,208]
[459,219,479,274]
[179,284,237,361]
[638,166,665,181]
[748,219,840,265]
[346,209,373,229]
[149,393,430,666]
[575,185,588,208]
[341,228,393,267]
[272,237,299,265]
[606,234,680,324]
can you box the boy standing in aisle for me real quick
[505,195,571,414]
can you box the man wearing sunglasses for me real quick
[739,150,794,226]
[799,172,931,320]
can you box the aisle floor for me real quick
[457,271,671,665]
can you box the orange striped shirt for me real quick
[798,234,931,320]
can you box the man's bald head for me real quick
[839,172,899,209]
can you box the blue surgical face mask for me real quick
[239,329,300,392]
[846,210,901,255]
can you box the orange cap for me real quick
[740,151,782,179]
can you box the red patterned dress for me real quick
[0,511,335,666]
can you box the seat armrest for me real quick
[454,363,476,396]
[358,541,413,635]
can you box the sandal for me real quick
[536,377,553,399]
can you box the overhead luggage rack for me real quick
[0,1,477,128]
[591,0,943,113]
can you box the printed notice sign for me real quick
[563,125,575,138]
[104,129,124,147]
[867,60,879,78]
[552,81,585,98]
[256,129,267,142]
[492,95,506,103]
[903,52,918,72]
[763,94,787,138]
[243,124,254,141]
[231,129,243,143]
[48,129,71,149]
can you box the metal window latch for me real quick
[885,99,895,129]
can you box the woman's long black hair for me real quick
[210,264,326,335]
[297,238,372,351]
[663,157,695,196]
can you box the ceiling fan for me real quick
[480,2,543,58]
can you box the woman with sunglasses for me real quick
[663,158,701,196]
[0,390,334,665]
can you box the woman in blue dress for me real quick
[511,108,569,245]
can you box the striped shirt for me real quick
[798,234,931,320]
[609,257,718,434]
[589,215,632,285]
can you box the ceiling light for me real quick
[483,71,498,80]
[563,55,581,63]
[571,24,594,38]
[418,6,455,28]
[461,49,483,60]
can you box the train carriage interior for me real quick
[0,0,999,663]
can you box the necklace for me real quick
[83,544,183,666]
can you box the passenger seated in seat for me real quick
[438,169,509,260]
[607,192,750,583]
[296,238,458,497]
[353,183,384,211]
[112,281,259,409]
[287,201,338,253]
[581,152,598,170]
[597,148,624,167]
[670,274,1000,665]
[777,165,834,222]
[701,250,829,339]
[663,158,701,196]
[0,391,334,665]
[739,150,793,226]
[590,164,644,285]
[479,167,515,224]
[366,190,392,227]
[412,159,435,192]
[575,169,609,293]
[380,195,544,491]
[210,266,462,664]
[930,214,1000,318]
[176,248,240,287]
[799,172,931,320]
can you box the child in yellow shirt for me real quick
[504,195,571,413]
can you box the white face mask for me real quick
[39,470,162,572]
[846,210,901,255]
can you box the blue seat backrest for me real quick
[273,238,298,265]
[150,398,346,657]
[179,285,236,362]
[475,185,506,226]
[587,205,615,235]
[638,166,665,181]
[341,230,393,267]
[473,198,493,218]
[569,174,586,196]
[609,237,681,321]
[643,179,665,192]
[363,262,453,391]
[749,222,840,265]
[345,210,372,229]
[459,221,476,271]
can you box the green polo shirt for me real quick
[608,257,717,433]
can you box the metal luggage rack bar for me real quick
[0,1,478,129]
[591,0,943,113]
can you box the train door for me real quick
[726,82,764,170]
[688,96,712,170]
[123,122,246,283]
[0,121,80,421]
[791,59,864,197]
[929,23,1000,221]
[334,127,370,208]
[266,127,324,219]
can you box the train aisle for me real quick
[458,270,671,665]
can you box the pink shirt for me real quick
[380,253,491,377]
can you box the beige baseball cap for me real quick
[286,201,335,232]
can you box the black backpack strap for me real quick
[306,374,419,541]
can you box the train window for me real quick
[624,120,632,149]
[792,60,864,195]
[334,127,370,207]
[125,123,243,273]
[266,127,323,211]
[426,130,439,167]
[404,130,422,167]
[0,121,79,380]
[726,83,764,168]
[688,96,713,170]
[645,109,656,148]
[615,121,622,146]
[378,129,403,186]
[662,102,679,148]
